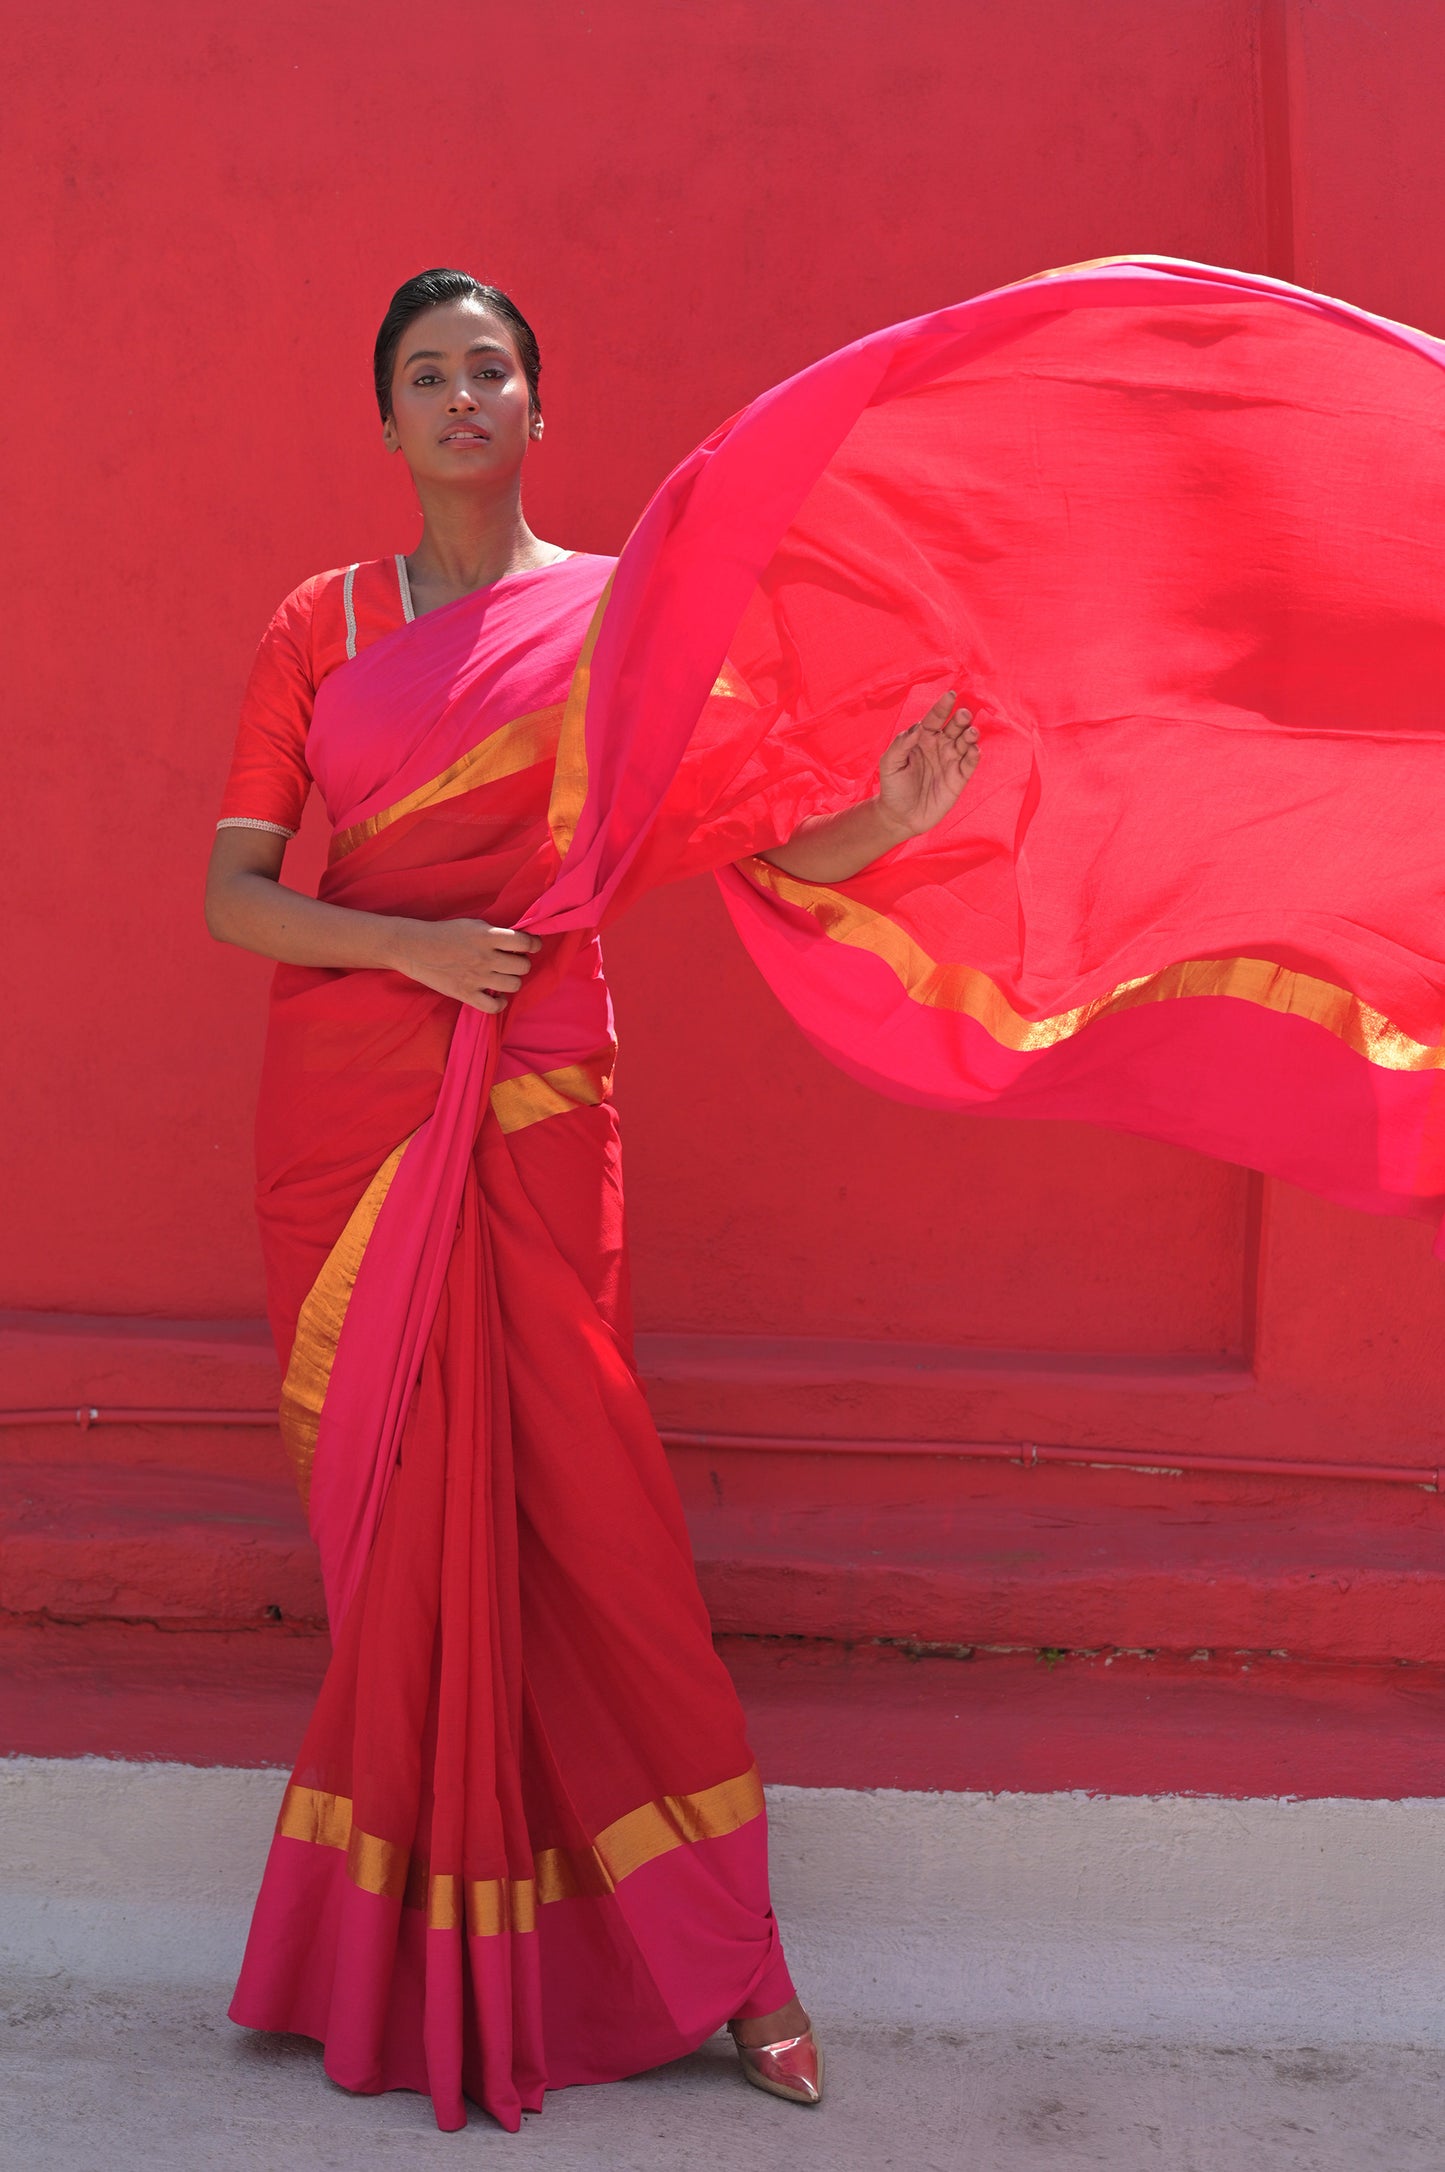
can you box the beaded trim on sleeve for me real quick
[343,562,360,658]
[216,816,297,839]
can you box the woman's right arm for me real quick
[204,828,540,1014]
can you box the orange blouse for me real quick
[217,555,416,837]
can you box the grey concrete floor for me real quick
[2,1977,1442,2172]
[8,1769,1445,2170]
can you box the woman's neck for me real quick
[405,484,560,603]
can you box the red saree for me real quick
[228,257,1445,2133]
[227,556,800,2131]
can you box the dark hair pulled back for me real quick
[373,269,542,423]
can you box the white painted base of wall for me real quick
[4,1758,1445,2170]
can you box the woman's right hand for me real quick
[389,917,543,1013]
[205,831,543,1004]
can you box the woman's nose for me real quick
[448,379,479,411]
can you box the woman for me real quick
[212,252,1445,2135]
[206,267,979,2133]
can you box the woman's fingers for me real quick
[399,919,546,1011]
[881,719,923,764]
[472,928,538,983]
[919,691,976,739]
[889,692,977,768]
[873,683,984,844]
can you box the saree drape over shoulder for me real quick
[226,259,1445,2132]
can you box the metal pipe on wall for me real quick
[1,1406,1437,1490]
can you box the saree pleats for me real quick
[233,1098,791,2131]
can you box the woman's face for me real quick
[383,298,539,488]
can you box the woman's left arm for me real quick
[760,692,980,884]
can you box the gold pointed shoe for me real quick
[732,2024,825,2105]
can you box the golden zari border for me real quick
[276,1765,765,1937]
[548,578,613,859]
[710,657,761,706]
[489,1048,616,1135]
[276,1051,616,1502]
[547,575,761,862]
[744,860,1445,1073]
[330,704,565,862]
[278,1137,411,1507]
[1016,253,1144,285]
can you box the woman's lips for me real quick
[440,428,490,444]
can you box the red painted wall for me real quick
[5,2,1444,1477]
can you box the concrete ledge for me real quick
[4,1756,1444,2048]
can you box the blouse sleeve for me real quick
[215,581,320,838]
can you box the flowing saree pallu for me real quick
[554,257,1445,1236]
[230,555,795,2134]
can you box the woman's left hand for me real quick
[876,691,980,839]
[759,687,981,885]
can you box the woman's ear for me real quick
[382,417,401,454]
[530,415,544,441]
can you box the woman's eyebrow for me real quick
[402,340,511,368]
